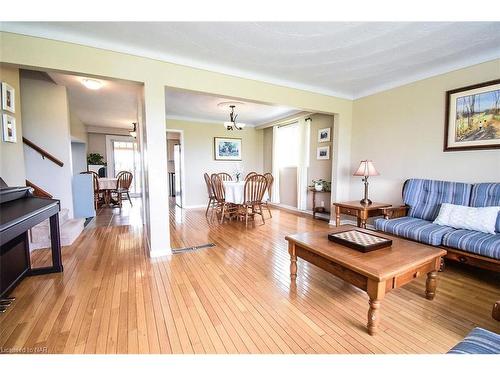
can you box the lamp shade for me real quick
[353,160,379,177]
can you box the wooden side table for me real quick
[333,201,391,228]
[309,188,331,221]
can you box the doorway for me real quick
[166,130,184,208]
[105,135,141,196]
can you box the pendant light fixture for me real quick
[219,102,246,130]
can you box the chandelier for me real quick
[219,102,246,130]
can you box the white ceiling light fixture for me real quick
[82,78,103,90]
[218,102,246,131]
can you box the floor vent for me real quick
[172,243,216,254]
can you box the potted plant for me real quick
[310,179,331,192]
[87,153,107,166]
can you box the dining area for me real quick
[204,171,274,227]
[80,170,134,209]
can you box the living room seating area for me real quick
[375,179,500,271]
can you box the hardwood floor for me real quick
[1,205,499,354]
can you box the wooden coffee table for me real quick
[285,225,447,335]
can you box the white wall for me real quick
[71,142,87,175]
[0,64,26,186]
[21,74,74,217]
[166,118,264,207]
[351,59,500,206]
[69,108,87,143]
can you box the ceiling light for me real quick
[219,103,245,131]
[82,78,103,90]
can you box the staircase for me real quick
[23,138,85,251]
[29,208,85,251]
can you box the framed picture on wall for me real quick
[318,127,331,142]
[2,114,17,143]
[1,82,15,113]
[214,137,242,161]
[316,146,329,160]
[444,79,500,151]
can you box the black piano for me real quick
[0,185,63,312]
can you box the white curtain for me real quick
[271,125,280,203]
[296,117,311,210]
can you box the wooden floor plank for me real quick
[1,200,499,354]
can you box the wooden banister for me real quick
[22,137,64,167]
[26,179,53,199]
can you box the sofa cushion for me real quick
[447,327,500,354]
[470,183,500,233]
[442,229,500,260]
[374,217,455,246]
[433,203,500,234]
[403,179,473,221]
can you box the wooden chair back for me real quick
[244,174,268,205]
[211,174,225,202]
[217,172,232,182]
[204,173,215,198]
[117,171,133,190]
[245,172,257,180]
[116,171,125,179]
[263,173,274,199]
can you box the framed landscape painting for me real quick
[444,79,500,151]
[214,137,242,161]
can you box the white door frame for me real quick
[166,129,186,209]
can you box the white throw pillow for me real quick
[433,203,500,234]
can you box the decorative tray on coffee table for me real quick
[328,230,392,253]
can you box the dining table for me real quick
[98,177,118,206]
[223,181,269,204]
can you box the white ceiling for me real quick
[3,22,500,98]
[165,89,300,126]
[48,72,140,129]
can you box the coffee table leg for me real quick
[288,243,297,281]
[367,280,385,335]
[425,271,438,300]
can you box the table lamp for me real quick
[353,160,379,205]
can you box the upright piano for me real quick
[0,185,63,311]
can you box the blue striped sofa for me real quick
[374,179,500,271]
[447,327,500,354]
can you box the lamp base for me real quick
[359,198,372,206]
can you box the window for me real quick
[112,140,141,194]
[276,123,299,168]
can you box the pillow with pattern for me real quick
[434,203,500,234]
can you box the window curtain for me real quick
[296,117,311,210]
[271,125,280,203]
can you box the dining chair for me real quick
[245,172,257,180]
[240,174,268,228]
[80,172,102,210]
[263,173,274,218]
[217,172,233,181]
[113,171,133,207]
[204,172,216,216]
[211,173,237,224]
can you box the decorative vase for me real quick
[314,183,323,192]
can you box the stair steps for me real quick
[29,208,84,251]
